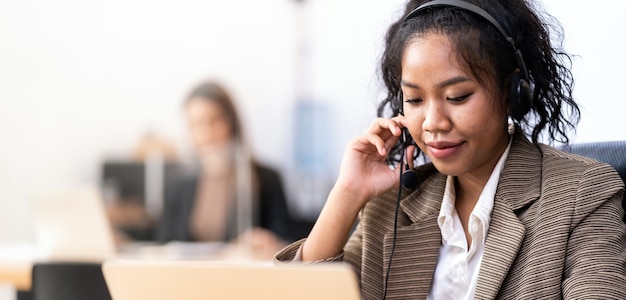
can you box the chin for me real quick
[429,160,466,177]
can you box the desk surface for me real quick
[0,241,269,291]
[0,244,37,290]
[0,261,32,291]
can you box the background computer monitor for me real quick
[101,160,182,241]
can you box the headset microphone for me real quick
[401,166,419,189]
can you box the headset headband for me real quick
[402,0,529,81]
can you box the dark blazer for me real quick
[157,163,293,243]
[275,133,626,299]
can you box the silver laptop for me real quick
[102,260,361,300]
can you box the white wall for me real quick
[542,1,626,143]
[1,0,624,243]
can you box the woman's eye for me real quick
[404,98,423,104]
[446,93,471,102]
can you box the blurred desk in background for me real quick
[0,261,31,292]
[0,244,37,291]
[0,240,264,298]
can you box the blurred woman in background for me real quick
[157,80,293,259]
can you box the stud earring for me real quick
[507,116,516,135]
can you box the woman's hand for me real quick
[333,116,407,208]
[232,228,286,260]
[300,116,407,262]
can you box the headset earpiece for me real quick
[397,91,418,189]
[509,70,533,121]
[397,91,404,116]
[400,128,418,189]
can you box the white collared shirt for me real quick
[428,140,512,300]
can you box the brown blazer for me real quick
[275,134,626,299]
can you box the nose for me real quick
[421,100,452,134]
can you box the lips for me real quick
[426,141,464,159]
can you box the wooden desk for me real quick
[0,260,32,291]
[0,244,38,291]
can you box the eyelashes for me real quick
[404,98,423,104]
[404,93,473,105]
[446,93,472,102]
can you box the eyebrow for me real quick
[400,76,471,89]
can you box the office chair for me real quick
[31,262,112,300]
[559,141,626,222]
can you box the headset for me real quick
[383,1,533,299]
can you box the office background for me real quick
[1,0,625,244]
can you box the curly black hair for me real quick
[378,0,580,164]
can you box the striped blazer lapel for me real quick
[474,195,526,299]
[381,172,446,299]
[475,133,541,299]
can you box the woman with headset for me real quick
[275,0,625,299]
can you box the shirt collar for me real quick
[437,138,513,245]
